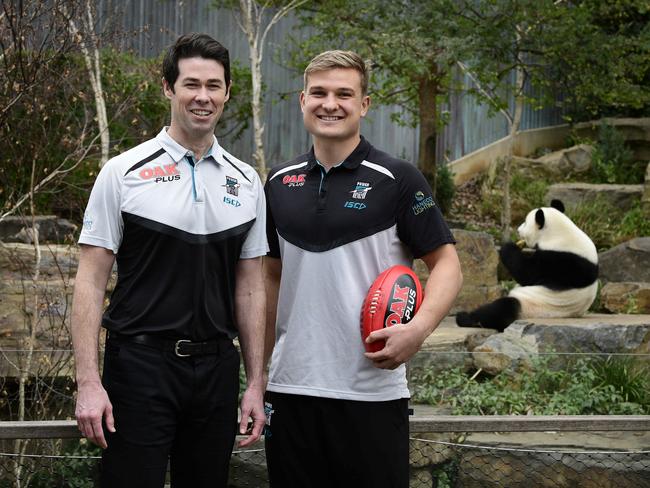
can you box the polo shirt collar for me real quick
[306,136,372,171]
[155,127,223,165]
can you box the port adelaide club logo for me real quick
[223,176,242,207]
[344,181,372,210]
[223,176,240,196]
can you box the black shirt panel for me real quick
[102,212,253,340]
[265,137,455,257]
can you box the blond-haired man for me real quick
[263,50,462,487]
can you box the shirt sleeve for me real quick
[396,163,455,258]
[78,160,124,253]
[240,171,270,259]
[264,174,281,259]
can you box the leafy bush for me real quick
[411,355,650,415]
[28,441,101,488]
[589,122,644,184]
[435,162,455,215]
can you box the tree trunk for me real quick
[501,65,525,241]
[249,47,265,172]
[417,71,439,196]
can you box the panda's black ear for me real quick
[535,209,545,229]
[550,199,565,213]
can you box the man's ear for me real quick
[299,91,306,113]
[162,78,173,100]
[224,81,232,103]
[361,95,371,117]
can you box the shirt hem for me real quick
[266,382,410,402]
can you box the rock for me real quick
[599,237,650,283]
[507,314,650,355]
[511,144,594,181]
[0,243,80,280]
[471,331,537,375]
[545,182,643,213]
[600,282,650,314]
[460,315,650,375]
[414,317,496,374]
[410,433,456,468]
[643,162,650,217]
[416,229,503,314]
[0,216,78,244]
[457,441,649,487]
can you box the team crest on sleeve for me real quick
[350,181,372,199]
[223,176,240,196]
[412,190,435,215]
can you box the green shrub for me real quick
[410,355,650,415]
[435,162,455,215]
[28,441,101,488]
[589,122,643,184]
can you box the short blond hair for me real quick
[304,50,370,96]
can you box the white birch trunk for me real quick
[67,1,110,166]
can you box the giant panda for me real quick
[456,199,599,331]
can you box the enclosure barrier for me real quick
[1,416,649,487]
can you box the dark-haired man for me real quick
[263,50,462,487]
[71,33,267,487]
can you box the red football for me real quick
[360,265,424,353]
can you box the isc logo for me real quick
[223,196,241,207]
[343,201,366,210]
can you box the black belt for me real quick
[108,332,231,358]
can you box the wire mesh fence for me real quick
[1,431,649,487]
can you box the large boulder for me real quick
[599,237,650,283]
[0,243,80,281]
[471,331,537,375]
[511,144,594,181]
[545,182,643,213]
[600,282,650,314]
[0,216,78,244]
[463,315,650,375]
[414,229,503,314]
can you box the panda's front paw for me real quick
[456,312,478,327]
[499,241,521,263]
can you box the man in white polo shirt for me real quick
[71,33,267,487]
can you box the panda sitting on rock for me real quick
[456,199,599,332]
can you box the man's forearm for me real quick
[235,258,266,386]
[416,244,463,336]
[71,246,114,385]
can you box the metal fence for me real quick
[1,416,649,487]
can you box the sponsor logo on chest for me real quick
[139,164,181,183]
[282,174,306,187]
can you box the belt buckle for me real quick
[174,339,192,357]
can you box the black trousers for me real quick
[100,337,240,488]
[264,392,409,488]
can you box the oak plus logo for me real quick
[282,174,306,187]
[139,164,180,183]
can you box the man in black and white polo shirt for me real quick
[71,34,267,487]
[263,51,463,487]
